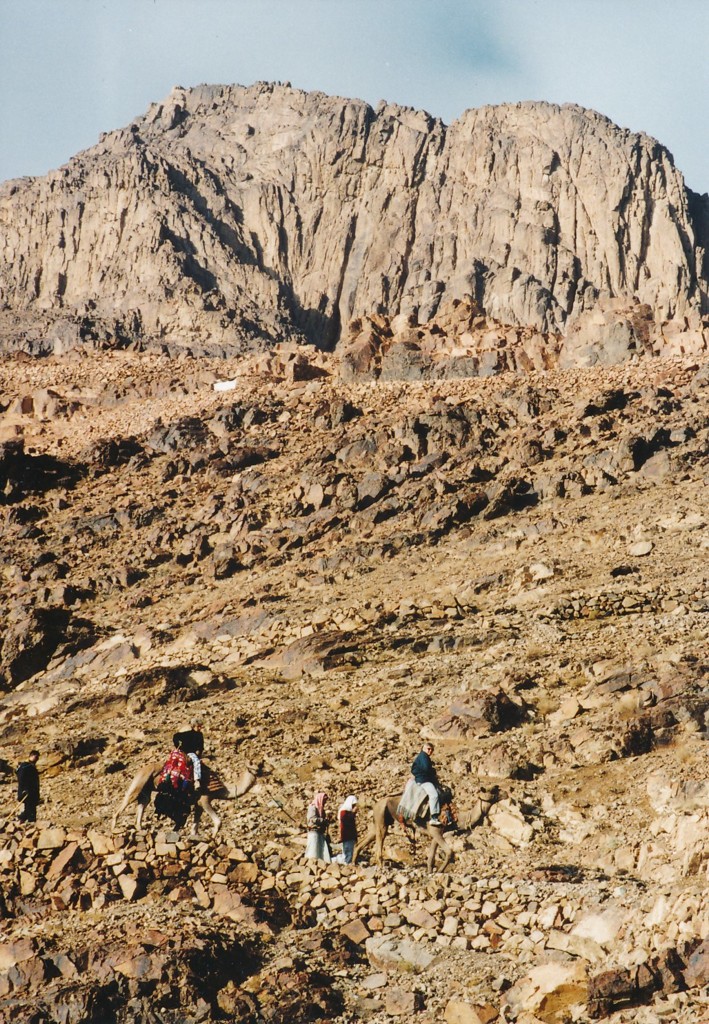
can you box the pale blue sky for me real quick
[1,0,707,192]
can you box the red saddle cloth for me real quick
[159,749,193,789]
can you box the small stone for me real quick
[192,879,211,908]
[36,828,66,850]
[230,862,259,883]
[341,918,370,945]
[366,936,436,972]
[19,871,37,896]
[444,998,480,1024]
[46,842,80,881]
[118,874,140,901]
[87,830,115,855]
[361,973,388,990]
[385,987,421,1015]
[405,906,438,930]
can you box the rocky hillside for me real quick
[1,79,709,1024]
[0,83,707,357]
[0,339,708,1022]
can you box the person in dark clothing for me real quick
[155,737,197,829]
[410,742,441,824]
[172,722,204,797]
[17,750,40,822]
[173,721,204,758]
[336,795,358,864]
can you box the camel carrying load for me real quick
[112,762,259,837]
[396,779,455,825]
[354,786,499,871]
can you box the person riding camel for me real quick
[171,729,202,793]
[173,721,204,758]
[411,741,442,826]
[155,735,197,827]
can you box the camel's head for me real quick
[480,785,501,811]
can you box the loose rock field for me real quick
[0,346,708,1022]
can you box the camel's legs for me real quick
[426,827,453,872]
[135,801,147,830]
[192,796,221,837]
[352,824,389,865]
[374,823,389,865]
[112,775,147,831]
[355,797,456,870]
[352,826,377,864]
[111,801,126,832]
[190,801,202,836]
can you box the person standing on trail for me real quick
[305,791,332,862]
[16,750,40,822]
[336,795,358,864]
[411,742,441,825]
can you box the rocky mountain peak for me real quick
[0,83,706,362]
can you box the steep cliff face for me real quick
[0,82,706,351]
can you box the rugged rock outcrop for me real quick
[1,82,707,356]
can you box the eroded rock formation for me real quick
[1,83,707,356]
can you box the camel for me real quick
[353,787,498,872]
[111,761,258,837]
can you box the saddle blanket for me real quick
[396,778,430,823]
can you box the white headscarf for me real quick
[339,795,358,814]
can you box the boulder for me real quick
[487,800,534,847]
[258,631,359,680]
[444,1001,498,1024]
[433,690,527,739]
[1,606,72,686]
[366,936,436,973]
[503,962,588,1023]
[0,938,36,971]
[684,938,709,988]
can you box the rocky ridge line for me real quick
[0,82,707,358]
